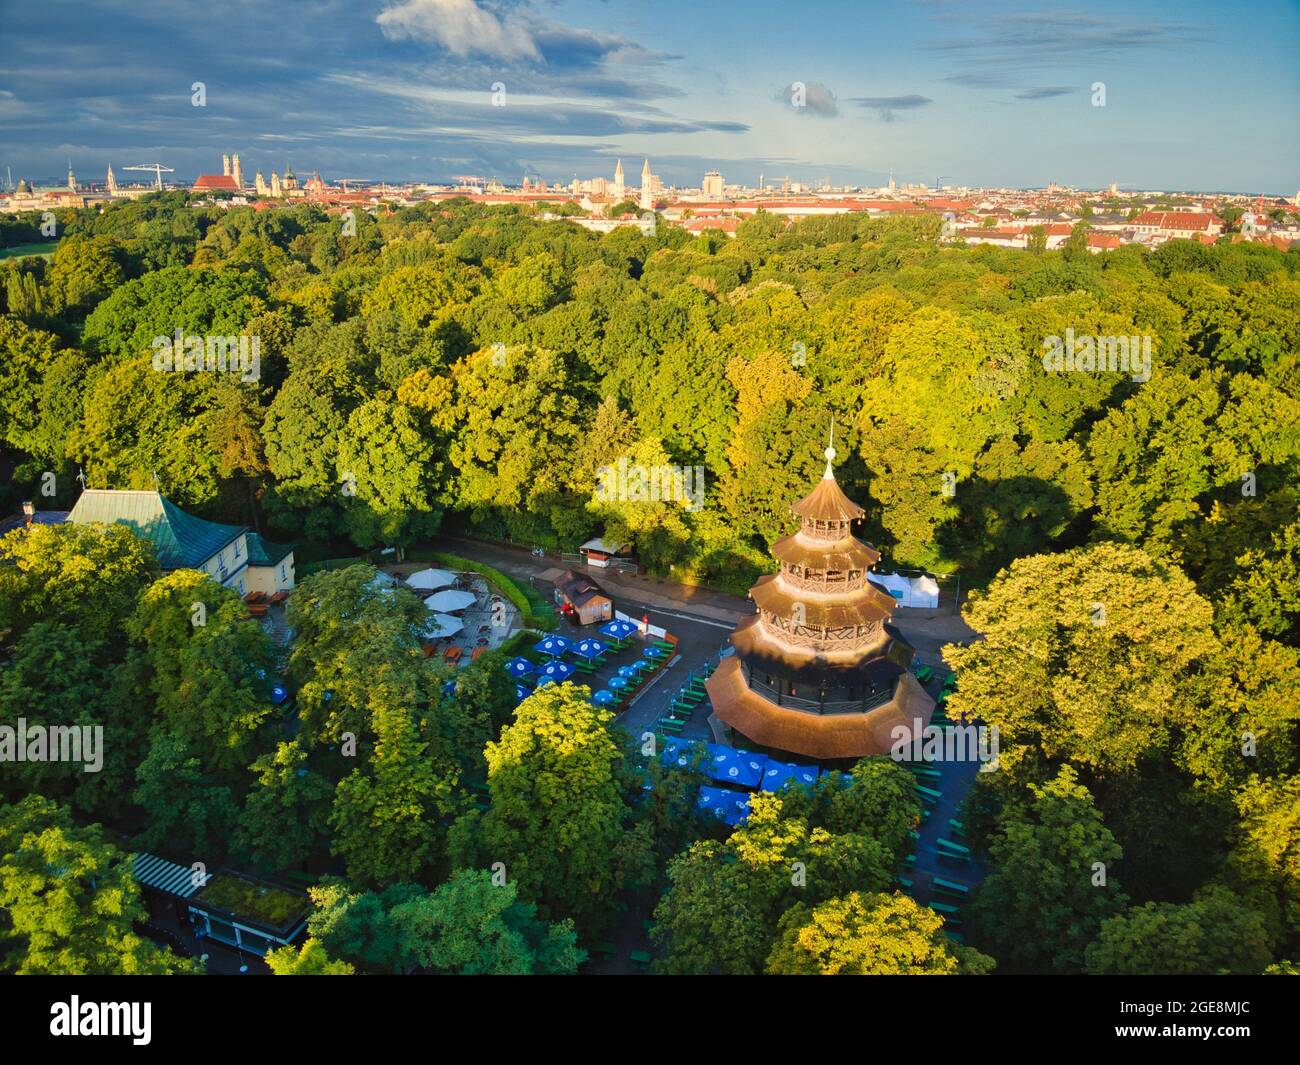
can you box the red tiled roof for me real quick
[192,174,239,192]
[1132,211,1218,231]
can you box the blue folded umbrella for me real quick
[504,656,535,678]
[533,634,572,657]
[761,759,820,793]
[697,785,752,826]
[707,744,768,789]
[660,737,698,769]
[442,679,457,696]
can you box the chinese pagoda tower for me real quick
[706,437,934,760]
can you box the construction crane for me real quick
[123,163,174,190]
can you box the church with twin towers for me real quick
[609,158,660,210]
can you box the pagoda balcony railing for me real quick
[801,521,852,542]
[778,569,864,594]
[742,664,896,716]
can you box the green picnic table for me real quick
[933,876,970,897]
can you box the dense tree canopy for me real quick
[2,192,1297,977]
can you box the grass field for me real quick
[0,241,58,260]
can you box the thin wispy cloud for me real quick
[850,94,933,122]
[1015,86,1075,100]
[928,11,1206,72]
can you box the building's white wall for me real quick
[245,552,296,594]
[202,534,250,592]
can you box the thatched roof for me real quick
[706,658,935,760]
[750,573,896,629]
[790,471,865,522]
[771,531,880,572]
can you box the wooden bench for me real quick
[933,876,970,898]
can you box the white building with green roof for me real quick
[66,490,294,595]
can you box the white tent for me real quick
[405,568,457,591]
[911,575,941,608]
[872,572,940,609]
[417,612,464,639]
[424,589,477,612]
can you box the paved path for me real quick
[432,536,750,626]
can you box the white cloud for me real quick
[377,0,540,61]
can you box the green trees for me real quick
[652,762,921,974]
[1225,775,1300,955]
[82,264,263,360]
[969,767,1126,973]
[4,193,1299,976]
[329,695,457,886]
[265,938,355,975]
[384,870,583,975]
[478,684,634,934]
[301,872,581,974]
[0,797,197,974]
[1084,886,1272,975]
[238,741,334,874]
[0,522,158,647]
[129,570,277,774]
[767,892,995,975]
[944,543,1217,774]
[44,234,125,317]
[438,345,587,542]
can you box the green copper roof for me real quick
[245,531,294,566]
[67,490,247,569]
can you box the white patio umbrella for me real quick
[424,589,477,612]
[405,568,457,591]
[417,612,464,639]
[365,573,398,600]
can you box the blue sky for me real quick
[1,0,1296,192]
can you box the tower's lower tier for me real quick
[705,654,935,760]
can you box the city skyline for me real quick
[1,0,1297,195]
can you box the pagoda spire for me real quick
[823,416,837,480]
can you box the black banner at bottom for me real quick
[0,973,1288,1051]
